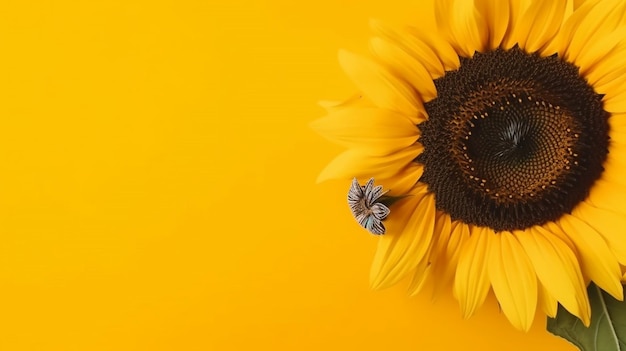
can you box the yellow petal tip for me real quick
[368,18,381,29]
[315,170,333,184]
[337,49,354,66]
[369,274,388,291]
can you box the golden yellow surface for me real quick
[0,0,576,349]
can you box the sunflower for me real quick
[311,0,626,331]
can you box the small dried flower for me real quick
[347,178,390,235]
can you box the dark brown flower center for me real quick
[417,47,609,231]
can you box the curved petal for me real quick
[370,203,390,221]
[454,226,493,319]
[599,70,626,113]
[605,96,626,115]
[422,217,469,299]
[609,114,626,135]
[370,37,437,102]
[587,179,626,215]
[610,134,626,150]
[318,94,371,112]
[585,38,626,88]
[429,212,453,265]
[573,0,587,10]
[474,0,511,50]
[408,251,434,296]
[424,213,451,295]
[561,0,625,65]
[338,50,423,120]
[383,163,423,196]
[310,107,421,156]
[435,0,486,57]
[348,177,365,204]
[370,189,435,289]
[511,0,567,54]
[369,20,449,78]
[601,145,626,187]
[544,221,577,252]
[559,214,623,300]
[538,281,558,318]
[576,27,626,77]
[501,0,532,49]
[362,178,382,205]
[405,26,461,72]
[515,226,590,326]
[572,201,626,267]
[544,0,597,55]
[488,232,538,331]
[316,144,422,183]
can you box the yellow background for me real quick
[0,0,576,350]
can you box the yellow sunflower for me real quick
[312,0,626,331]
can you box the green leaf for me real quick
[547,283,626,351]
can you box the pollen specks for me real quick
[418,47,609,232]
[453,93,582,203]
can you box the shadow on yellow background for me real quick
[0,0,575,349]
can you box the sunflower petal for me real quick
[543,221,577,252]
[573,0,587,10]
[515,227,590,326]
[538,281,558,318]
[586,61,626,94]
[369,37,437,102]
[576,27,626,77]
[432,219,470,298]
[370,190,435,289]
[590,149,626,188]
[370,193,419,287]
[425,213,451,295]
[317,145,422,183]
[602,78,626,113]
[489,233,538,331]
[429,213,453,262]
[310,107,420,156]
[609,115,626,136]
[318,94,371,112]
[435,0,486,57]
[609,133,626,148]
[572,202,626,268]
[382,163,423,196]
[542,0,592,55]
[501,0,532,49]
[369,20,449,78]
[454,226,492,319]
[408,252,434,296]
[512,0,567,54]
[559,214,623,300]
[585,38,626,88]
[404,26,461,72]
[561,0,623,64]
[474,0,511,50]
[605,96,626,115]
[338,50,423,120]
[587,179,626,215]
